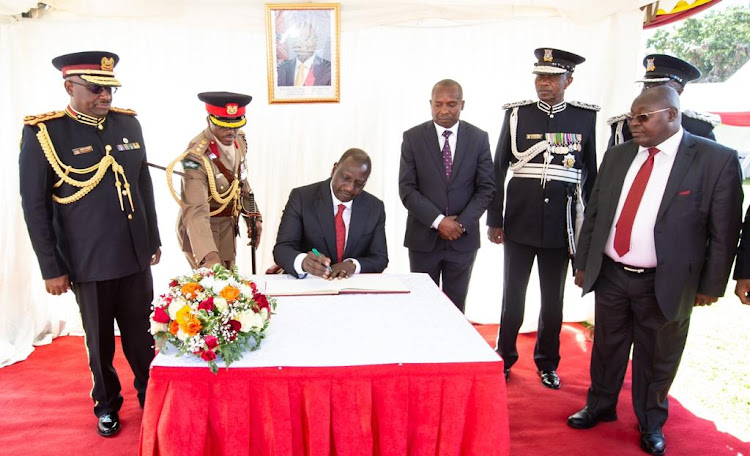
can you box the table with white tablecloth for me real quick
[139,273,509,456]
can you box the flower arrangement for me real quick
[150,264,277,373]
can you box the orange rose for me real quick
[185,317,202,336]
[181,282,203,299]
[169,320,179,335]
[220,285,240,302]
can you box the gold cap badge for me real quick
[646,58,656,72]
[543,49,553,62]
[101,57,115,72]
[226,104,238,115]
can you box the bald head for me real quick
[628,85,681,147]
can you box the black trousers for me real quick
[586,257,690,432]
[409,240,477,313]
[71,268,155,417]
[497,239,569,371]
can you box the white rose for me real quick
[240,284,253,298]
[176,328,189,341]
[168,298,186,320]
[150,321,168,334]
[214,297,228,313]
[236,311,253,333]
[199,276,215,291]
[213,279,228,294]
[260,307,269,320]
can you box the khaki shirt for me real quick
[176,127,252,268]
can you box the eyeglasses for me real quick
[625,108,671,123]
[69,80,118,95]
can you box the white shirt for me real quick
[431,121,460,229]
[604,128,684,267]
[294,55,315,86]
[293,184,362,276]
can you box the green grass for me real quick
[670,296,750,440]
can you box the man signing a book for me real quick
[273,148,389,279]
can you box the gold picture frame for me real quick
[265,3,341,103]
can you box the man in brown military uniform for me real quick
[171,92,261,269]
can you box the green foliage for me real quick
[646,5,750,82]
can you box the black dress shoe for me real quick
[504,368,510,382]
[97,412,121,437]
[567,406,618,429]
[640,428,666,455]
[538,370,561,389]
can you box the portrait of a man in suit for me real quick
[567,85,743,456]
[277,21,332,87]
[273,148,388,279]
[399,79,495,313]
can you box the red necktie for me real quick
[613,147,660,256]
[335,204,346,263]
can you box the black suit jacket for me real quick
[277,56,332,87]
[273,179,388,276]
[575,131,742,321]
[19,111,161,283]
[399,120,495,253]
[733,207,750,279]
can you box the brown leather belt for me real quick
[210,206,235,218]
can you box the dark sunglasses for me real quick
[69,80,118,95]
[625,108,671,123]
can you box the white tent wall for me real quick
[0,3,644,367]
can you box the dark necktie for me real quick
[335,204,346,263]
[613,147,660,256]
[442,130,453,179]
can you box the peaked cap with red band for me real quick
[198,91,252,129]
[52,51,121,87]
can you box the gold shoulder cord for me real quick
[165,149,241,216]
[36,122,134,212]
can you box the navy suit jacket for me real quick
[277,56,332,87]
[574,131,742,321]
[273,179,388,276]
[399,120,495,253]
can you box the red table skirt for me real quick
[139,361,509,456]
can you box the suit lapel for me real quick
[605,144,639,226]
[450,122,468,183]
[315,180,337,257]
[345,194,368,258]
[657,132,697,221]
[421,122,447,182]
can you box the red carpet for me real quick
[1,325,748,455]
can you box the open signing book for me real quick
[264,274,410,297]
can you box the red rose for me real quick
[198,297,214,312]
[254,293,269,311]
[153,307,170,323]
[201,349,217,361]
[204,335,218,349]
[227,319,241,332]
[169,280,179,288]
[250,282,258,293]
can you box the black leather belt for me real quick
[604,256,656,274]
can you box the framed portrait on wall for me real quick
[265,3,340,103]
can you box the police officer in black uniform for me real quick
[608,54,719,146]
[19,51,161,437]
[487,48,599,389]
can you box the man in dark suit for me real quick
[568,86,742,456]
[487,48,599,389]
[399,79,495,313]
[608,54,719,147]
[276,22,332,87]
[733,207,750,304]
[274,148,388,278]
[19,51,161,437]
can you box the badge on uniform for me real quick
[563,153,576,169]
[546,132,582,154]
[527,134,543,140]
[72,145,94,155]
[116,142,141,151]
[182,158,200,170]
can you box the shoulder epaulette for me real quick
[607,113,628,125]
[187,138,209,157]
[568,100,601,112]
[108,107,138,116]
[23,111,65,126]
[683,109,721,126]
[502,100,535,110]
